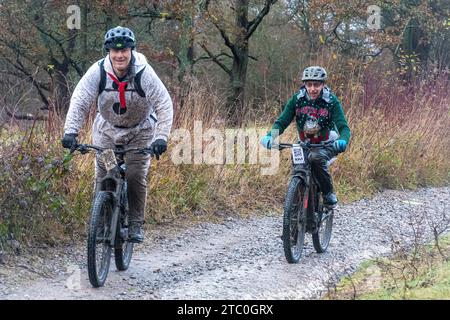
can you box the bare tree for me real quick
[200,0,278,125]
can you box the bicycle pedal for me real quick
[120,228,129,239]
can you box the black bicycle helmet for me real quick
[104,26,136,51]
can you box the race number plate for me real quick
[292,146,305,164]
[101,149,117,171]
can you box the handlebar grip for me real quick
[75,144,87,154]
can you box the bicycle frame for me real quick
[74,143,153,287]
[76,144,152,247]
[97,156,126,248]
[296,150,319,233]
[277,141,334,232]
[277,140,336,261]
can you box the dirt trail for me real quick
[1,187,448,300]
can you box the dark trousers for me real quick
[291,145,337,195]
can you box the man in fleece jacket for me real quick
[62,26,173,243]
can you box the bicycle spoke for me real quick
[312,207,334,253]
[283,178,306,263]
[88,192,113,287]
[114,182,134,271]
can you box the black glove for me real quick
[61,133,78,153]
[150,139,167,160]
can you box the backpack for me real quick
[97,59,158,124]
[98,59,146,97]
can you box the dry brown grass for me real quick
[333,75,450,202]
[0,74,449,244]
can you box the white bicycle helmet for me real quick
[302,66,327,81]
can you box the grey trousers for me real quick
[92,115,154,224]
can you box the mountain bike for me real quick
[74,144,153,287]
[275,140,335,263]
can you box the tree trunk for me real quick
[177,0,196,110]
[227,46,248,125]
[226,0,249,126]
[81,0,89,72]
[201,0,277,124]
[177,0,195,83]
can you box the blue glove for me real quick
[334,139,347,153]
[260,135,273,149]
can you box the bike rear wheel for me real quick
[114,226,134,271]
[87,191,113,287]
[282,177,307,263]
[115,182,134,271]
[312,198,334,253]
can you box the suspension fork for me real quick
[300,173,312,225]
[109,201,120,248]
[101,170,123,248]
[302,170,312,208]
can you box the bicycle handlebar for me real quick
[273,140,335,151]
[74,144,154,156]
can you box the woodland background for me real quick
[0,0,449,245]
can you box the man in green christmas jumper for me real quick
[260,66,351,206]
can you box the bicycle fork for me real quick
[108,197,120,248]
[298,174,312,231]
[98,169,123,248]
[300,174,321,233]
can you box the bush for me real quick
[0,74,449,246]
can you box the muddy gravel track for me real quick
[1,187,449,300]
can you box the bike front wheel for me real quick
[115,182,134,271]
[282,177,307,263]
[87,191,113,287]
[312,202,334,253]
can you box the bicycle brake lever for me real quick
[271,144,280,150]
[76,145,89,154]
